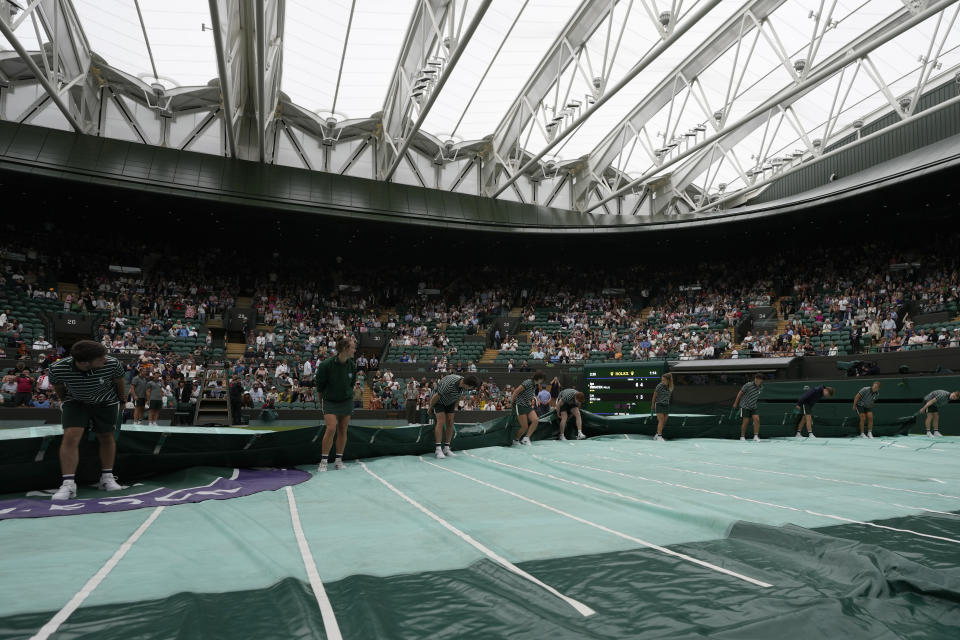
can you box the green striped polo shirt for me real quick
[856,386,879,408]
[558,388,579,406]
[654,382,672,405]
[738,382,763,409]
[48,356,125,405]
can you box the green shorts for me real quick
[149,400,163,411]
[654,403,669,415]
[61,400,121,433]
[514,403,534,417]
[927,405,939,414]
[739,407,757,418]
[322,398,353,417]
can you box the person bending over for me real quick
[429,373,480,458]
[512,371,546,446]
[734,374,765,442]
[853,382,881,438]
[919,389,959,437]
[49,340,126,500]
[555,388,585,441]
[795,385,835,439]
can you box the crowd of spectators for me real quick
[2,230,960,414]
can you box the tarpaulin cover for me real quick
[2,436,959,639]
[0,406,917,493]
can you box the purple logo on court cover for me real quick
[0,468,311,520]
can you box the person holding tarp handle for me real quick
[794,385,835,439]
[853,382,881,439]
[733,374,765,442]
[555,388,586,441]
[919,389,960,437]
[429,373,480,458]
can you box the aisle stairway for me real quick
[362,385,374,409]
[479,348,499,364]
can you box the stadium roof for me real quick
[1,0,958,218]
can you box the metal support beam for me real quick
[690,90,960,215]
[480,0,621,195]
[651,3,925,215]
[0,0,99,133]
[571,0,784,209]
[208,0,243,157]
[376,0,451,179]
[489,0,724,199]
[381,0,491,181]
[208,0,284,161]
[254,0,285,163]
[584,0,958,214]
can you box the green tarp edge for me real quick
[0,409,913,493]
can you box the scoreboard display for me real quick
[584,362,667,415]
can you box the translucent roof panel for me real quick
[2,0,956,213]
[283,0,419,120]
[0,5,43,52]
[420,0,584,142]
[74,0,216,88]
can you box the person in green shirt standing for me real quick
[316,336,357,471]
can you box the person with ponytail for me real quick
[650,373,674,442]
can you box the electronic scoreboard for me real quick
[583,361,668,415]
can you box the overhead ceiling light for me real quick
[852,119,863,129]
[658,11,672,27]
[793,59,807,73]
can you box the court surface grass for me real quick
[2,434,959,639]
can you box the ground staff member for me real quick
[919,389,960,437]
[794,385,835,438]
[429,374,480,458]
[513,371,546,445]
[853,382,881,438]
[48,340,125,500]
[316,336,357,471]
[555,388,585,440]
[650,373,674,442]
[733,374,764,442]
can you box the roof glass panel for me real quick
[74,0,215,88]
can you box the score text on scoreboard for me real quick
[582,362,666,416]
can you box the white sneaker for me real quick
[52,480,77,500]
[521,437,532,446]
[653,434,664,441]
[318,461,328,472]
[858,433,867,439]
[794,432,803,439]
[576,432,586,440]
[334,459,345,470]
[442,447,457,457]
[739,436,746,441]
[98,475,122,491]
[933,430,943,437]
[512,439,520,446]
[866,432,874,438]
[558,434,567,441]
[926,431,935,438]
[808,433,816,439]
[435,448,446,459]
[135,420,143,425]
[753,435,760,442]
